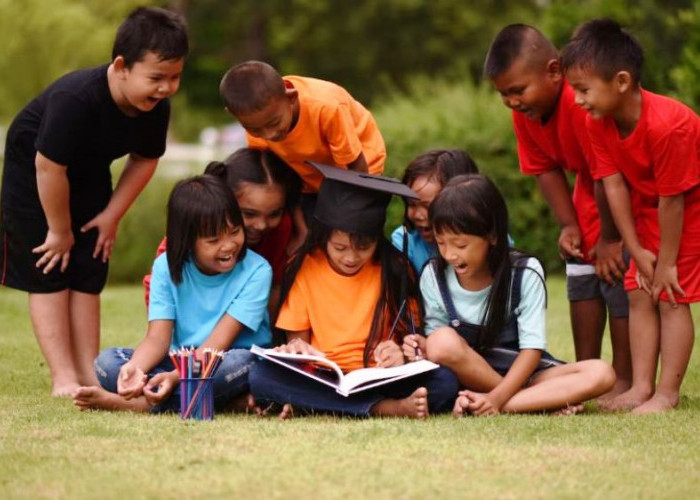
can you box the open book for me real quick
[251,345,439,397]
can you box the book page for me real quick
[338,360,439,394]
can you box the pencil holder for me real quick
[179,378,214,421]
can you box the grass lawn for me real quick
[1,277,699,499]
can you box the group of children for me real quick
[1,7,697,418]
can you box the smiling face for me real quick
[192,222,245,275]
[406,175,442,243]
[236,183,286,246]
[236,91,298,142]
[435,230,493,290]
[112,51,183,115]
[566,66,623,120]
[491,56,562,122]
[325,230,377,277]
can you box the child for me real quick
[0,7,188,396]
[391,149,480,274]
[143,148,301,315]
[72,175,272,413]
[218,60,386,224]
[403,174,615,415]
[561,19,700,413]
[248,164,459,418]
[483,24,631,398]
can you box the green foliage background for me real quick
[2,0,700,282]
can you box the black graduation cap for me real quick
[307,161,419,235]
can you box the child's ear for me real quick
[545,58,563,81]
[112,56,128,77]
[614,71,633,93]
[285,87,299,103]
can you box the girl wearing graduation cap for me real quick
[248,163,459,418]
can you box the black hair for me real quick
[204,148,302,211]
[112,6,189,67]
[276,219,423,366]
[165,175,246,284]
[400,149,479,232]
[430,174,545,349]
[219,61,286,115]
[560,18,644,85]
[484,24,558,79]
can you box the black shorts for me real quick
[0,210,108,294]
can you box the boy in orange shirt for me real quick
[219,61,386,227]
[483,24,631,398]
[562,19,700,413]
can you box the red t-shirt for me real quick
[513,82,600,262]
[142,213,292,306]
[587,89,700,255]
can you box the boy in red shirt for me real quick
[484,24,631,398]
[563,19,700,413]
[219,61,386,235]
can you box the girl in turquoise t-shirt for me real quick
[73,175,272,413]
[403,174,615,415]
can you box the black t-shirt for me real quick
[1,64,170,224]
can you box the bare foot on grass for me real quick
[631,392,679,415]
[371,387,428,419]
[599,387,652,412]
[52,382,81,397]
[72,386,149,412]
[278,403,294,420]
[552,403,585,416]
[597,379,632,404]
[452,393,471,417]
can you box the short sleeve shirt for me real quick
[247,76,386,192]
[390,225,436,275]
[420,257,547,350]
[513,82,600,261]
[149,250,273,350]
[586,89,700,254]
[1,64,170,223]
[275,249,383,372]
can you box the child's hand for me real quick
[374,340,404,368]
[401,334,426,361]
[276,337,325,357]
[590,239,626,285]
[32,229,75,274]
[81,210,119,263]
[652,263,685,307]
[143,371,178,407]
[461,390,502,416]
[632,248,656,291]
[117,363,147,400]
[558,225,584,260]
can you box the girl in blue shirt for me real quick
[73,175,272,413]
[403,174,615,415]
[391,150,479,274]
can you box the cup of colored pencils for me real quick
[171,347,225,421]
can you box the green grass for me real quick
[1,279,699,499]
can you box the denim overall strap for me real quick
[497,259,527,349]
[430,259,481,346]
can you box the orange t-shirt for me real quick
[246,76,386,192]
[275,249,384,372]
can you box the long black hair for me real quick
[430,174,545,349]
[204,148,301,211]
[276,219,422,367]
[165,175,246,284]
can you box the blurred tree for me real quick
[670,1,700,109]
[0,0,143,121]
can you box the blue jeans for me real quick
[94,347,257,413]
[249,361,459,417]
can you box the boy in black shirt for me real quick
[0,6,188,396]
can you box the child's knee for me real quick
[584,359,616,391]
[94,347,131,392]
[426,328,469,364]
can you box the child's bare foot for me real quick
[452,394,471,417]
[278,403,294,420]
[552,403,585,416]
[225,393,259,414]
[631,392,679,415]
[72,386,149,412]
[599,387,652,412]
[597,379,632,404]
[370,387,429,419]
[52,382,81,397]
